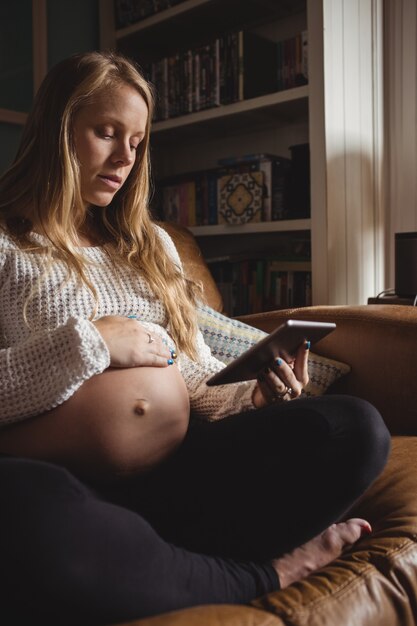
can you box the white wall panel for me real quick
[384,0,417,290]
[321,0,384,304]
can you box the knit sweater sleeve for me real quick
[155,224,257,420]
[0,318,110,425]
[178,333,257,420]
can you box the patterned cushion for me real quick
[197,303,350,396]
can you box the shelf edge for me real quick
[189,219,311,236]
[115,0,212,39]
[151,86,309,134]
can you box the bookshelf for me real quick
[100,0,385,311]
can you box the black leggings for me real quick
[0,395,390,626]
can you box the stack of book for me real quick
[217,153,291,223]
[155,153,297,226]
[209,257,312,316]
[156,168,220,227]
[146,30,279,120]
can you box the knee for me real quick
[0,458,87,595]
[337,395,391,480]
[0,455,84,500]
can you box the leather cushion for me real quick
[251,436,417,626]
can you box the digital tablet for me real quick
[206,319,336,386]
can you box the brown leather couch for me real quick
[116,223,417,626]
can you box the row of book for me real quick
[114,0,186,28]
[277,32,308,91]
[209,259,312,316]
[154,149,310,226]
[144,30,307,120]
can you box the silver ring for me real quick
[147,332,154,344]
[274,386,292,401]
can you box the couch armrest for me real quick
[238,305,417,435]
[160,222,223,312]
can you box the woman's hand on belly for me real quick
[0,364,190,482]
[93,315,173,368]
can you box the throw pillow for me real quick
[197,303,350,396]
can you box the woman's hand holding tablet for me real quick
[206,320,336,386]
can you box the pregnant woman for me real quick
[0,51,390,626]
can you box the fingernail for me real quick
[127,314,137,319]
[167,358,174,365]
[275,358,283,366]
[305,340,311,350]
[361,523,372,535]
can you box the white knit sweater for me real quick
[0,224,256,425]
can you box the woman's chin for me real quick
[81,191,118,208]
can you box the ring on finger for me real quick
[147,332,154,344]
[274,386,293,401]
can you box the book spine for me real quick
[213,38,220,107]
[187,181,196,226]
[238,30,244,101]
[194,51,200,111]
[219,35,226,104]
[231,32,239,103]
[302,30,308,82]
[178,182,188,226]
[207,171,218,225]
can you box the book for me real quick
[301,30,308,83]
[286,143,311,218]
[217,154,291,221]
[206,255,312,316]
[276,32,309,91]
[237,30,278,100]
[218,171,264,225]
[157,168,220,226]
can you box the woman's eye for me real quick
[96,129,114,139]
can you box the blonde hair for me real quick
[0,51,200,358]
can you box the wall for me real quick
[0,0,32,173]
[47,0,99,67]
[313,0,384,305]
[384,0,417,291]
[0,0,99,174]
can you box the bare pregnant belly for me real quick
[0,365,190,481]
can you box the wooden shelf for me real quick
[0,108,27,125]
[116,0,213,39]
[189,219,311,237]
[152,86,308,138]
[206,257,312,271]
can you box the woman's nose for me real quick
[112,141,134,165]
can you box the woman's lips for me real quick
[98,174,122,190]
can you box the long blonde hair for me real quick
[0,51,200,358]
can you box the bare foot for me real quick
[272,518,372,588]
